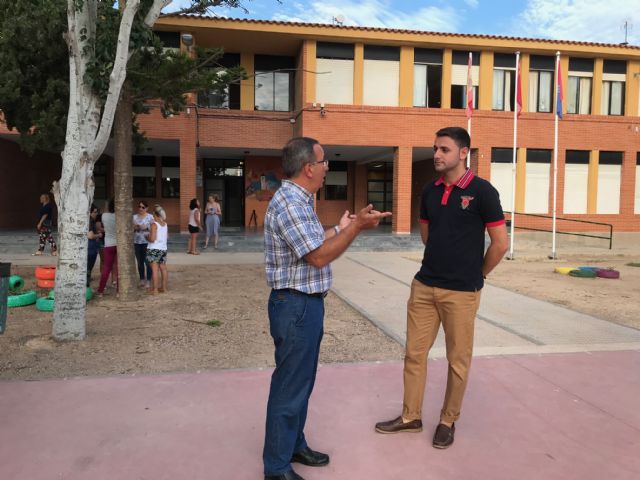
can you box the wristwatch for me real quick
[333,225,341,235]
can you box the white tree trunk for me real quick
[52,0,166,340]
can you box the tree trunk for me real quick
[113,81,138,301]
[52,142,93,340]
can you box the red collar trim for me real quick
[435,169,475,189]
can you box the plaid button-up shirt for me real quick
[264,180,331,294]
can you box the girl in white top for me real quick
[146,204,169,295]
[187,198,201,255]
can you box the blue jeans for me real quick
[263,289,324,476]
[134,243,152,281]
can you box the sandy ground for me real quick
[1,249,639,381]
[0,264,404,381]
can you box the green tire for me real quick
[8,275,24,291]
[569,269,597,278]
[46,288,93,301]
[7,290,37,308]
[36,297,55,312]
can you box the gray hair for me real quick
[152,204,166,221]
[282,137,319,178]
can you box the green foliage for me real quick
[0,0,247,154]
[206,319,222,327]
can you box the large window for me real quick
[451,51,479,110]
[316,42,354,105]
[254,55,295,111]
[132,156,156,198]
[597,151,622,214]
[413,48,442,108]
[363,45,400,106]
[525,149,551,213]
[490,148,514,210]
[601,60,626,116]
[492,54,516,112]
[567,58,593,115]
[197,53,241,109]
[529,55,554,113]
[324,161,348,200]
[161,156,180,198]
[563,150,589,214]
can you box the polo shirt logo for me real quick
[460,196,475,210]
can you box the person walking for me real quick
[33,193,57,256]
[374,127,508,449]
[146,204,169,295]
[203,194,221,249]
[187,198,201,255]
[133,200,154,287]
[263,137,391,480]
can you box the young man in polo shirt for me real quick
[375,126,508,448]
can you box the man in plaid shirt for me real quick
[263,137,391,480]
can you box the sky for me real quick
[165,0,640,46]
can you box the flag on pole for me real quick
[466,52,474,119]
[556,58,563,119]
[516,58,523,116]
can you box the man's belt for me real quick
[273,288,328,298]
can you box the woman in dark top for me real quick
[34,193,57,256]
[87,204,103,287]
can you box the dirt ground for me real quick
[0,264,404,380]
[1,251,639,381]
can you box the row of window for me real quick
[491,150,640,215]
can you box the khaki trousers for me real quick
[402,279,481,424]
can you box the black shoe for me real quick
[432,423,455,449]
[265,469,304,480]
[291,446,330,467]
[375,416,423,434]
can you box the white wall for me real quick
[635,165,640,214]
[563,164,589,214]
[525,163,550,213]
[490,163,513,211]
[316,58,354,105]
[597,164,621,214]
[363,60,399,106]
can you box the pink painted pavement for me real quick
[1,350,639,480]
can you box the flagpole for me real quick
[508,51,520,260]
[466,52,473,169]
[551,51,561,260]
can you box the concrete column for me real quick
[393,146,412,234]
[587,150,599,214]
[240,53,254,111]
[625,60,640,117]
[304,40,317,105]
[592,59,603,115]
[441,49,452,109]
[354,43,364,105]
[479,51,494,111]
[399,46,414,107]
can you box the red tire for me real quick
[35,265,56,281]
[596,269,620,279]
[37,278,55,289]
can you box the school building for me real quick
[1,15,639,237]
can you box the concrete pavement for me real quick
[1,248,640,479]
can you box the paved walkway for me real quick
[1,249,640,479]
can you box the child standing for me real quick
[146,204,169,295]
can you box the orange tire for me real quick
[35,265,56,281]
[36,278,55,289]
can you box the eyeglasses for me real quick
[309,159,329,167]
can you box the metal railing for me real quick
[506,212,613,249]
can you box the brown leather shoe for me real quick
[432,423,455,449]
[375,416,423,434]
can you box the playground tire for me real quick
[47,287,93,301]
[36,297,55,312]
[7,290,37,308]
[37,278,55,289]
[8,275,24,291]
[554,267,577,275]
[578,266,604,272]
[35,266,56,281]
[597,269,620,279]
[568,269,597,278]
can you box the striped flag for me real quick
[556,58,563,119]
[466,52,474,119]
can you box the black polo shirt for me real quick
[415,169,505,292]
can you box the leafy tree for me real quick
[0,0,247,339]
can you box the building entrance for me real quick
[203,159,245,227]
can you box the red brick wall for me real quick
[0,138,62,228]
